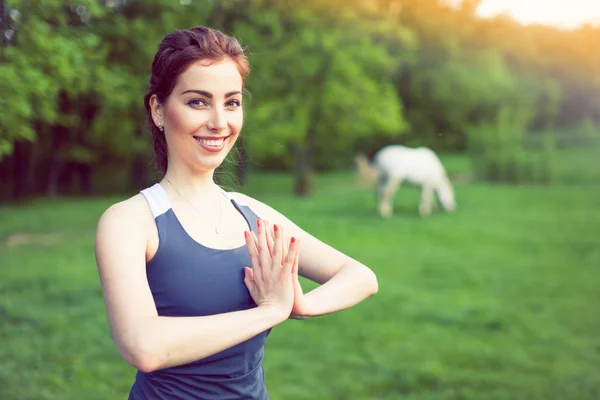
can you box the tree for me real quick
[236,0,411,195]
[0,0,107,199]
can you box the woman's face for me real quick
[151,58,244,174]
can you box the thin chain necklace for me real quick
[164,178,223,235]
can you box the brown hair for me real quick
[143,26,249,174]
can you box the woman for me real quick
[94,26,378,400]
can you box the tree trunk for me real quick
[0,151,13,203]
[291,143,312,197]
[299,125,318,197]
[291,51,332,197]
[11,140,34,200]
[79,163,92,195]
[46,160,61,197]
[46,92,72,196]
[46,124,68,197]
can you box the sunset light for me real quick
[476,0,600,29]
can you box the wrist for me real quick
[291,296,315,319]
[257,304,290,325]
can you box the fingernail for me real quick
[274,224,278,232]
[257,220,261,228]
[291,237,296,243]
[244,231,249,238]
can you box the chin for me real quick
[194,154,230,173]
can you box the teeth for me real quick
[196,137,226,147]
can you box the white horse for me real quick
[355,145,456,217]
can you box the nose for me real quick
[207,107,227,132]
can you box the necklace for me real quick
[164,178,223,235]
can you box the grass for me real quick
[1,149,599,399]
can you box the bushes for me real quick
[467,106,556,185]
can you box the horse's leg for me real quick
[378,177,402,218]
[419,184,434,216]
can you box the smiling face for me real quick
[150,58,244,174]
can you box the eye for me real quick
[187,98,208,108]
[226,99,241,109]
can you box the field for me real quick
[1,149,599,400]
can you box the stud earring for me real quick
[157,123,164,132]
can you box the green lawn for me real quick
[1,151,599,399]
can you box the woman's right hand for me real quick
[243,220,298,321]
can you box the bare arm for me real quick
[230,193,379,318]
[94,197,293,373]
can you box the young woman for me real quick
[94,26,378,400]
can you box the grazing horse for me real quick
[355,145,456,217]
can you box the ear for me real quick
[149,94,164,128]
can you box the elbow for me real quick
[119,337,162,373]
[345,262,378,297]
[131,353,161,374]
[371,271,379,295]
[364,267,379,296]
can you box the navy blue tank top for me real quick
[129,183,271,400]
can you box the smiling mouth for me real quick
[193,135,229,147]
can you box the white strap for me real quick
[218,187,232,199]
[218,187,249,206]
[140,183,172,218]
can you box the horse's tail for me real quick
[354,153,382,186]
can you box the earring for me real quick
[157,123,164,132]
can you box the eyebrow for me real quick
[181,90,242,98]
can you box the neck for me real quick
[161,163,225,234]
[162,165,219,199]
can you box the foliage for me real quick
[0,0,107,158]
[467,105,555,184]
[1,0,600,200]
[235,0,410,173]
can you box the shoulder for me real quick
[96,193,154,244]
[98,193,153,226]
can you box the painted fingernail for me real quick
[274,224,278,232]
[257,220,261,228]
[291,237,296,243]
[244,231,249,238]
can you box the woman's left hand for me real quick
[264,221,309,320]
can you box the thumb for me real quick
[243,267,255,288]
[283,237,298,275]
[291,244,299,276]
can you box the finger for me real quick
[244,230,258,255]
[243,266,254,283]
[292,237,300,274]
[243,267,255,293]
[256,219,270,270]
[251,231,266,282]
[265,220,275,257]
[283,237,298,275]
[272,223,283,268]
[278,224,285,265]
[245,231,262,281]
[292,241,299,276]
